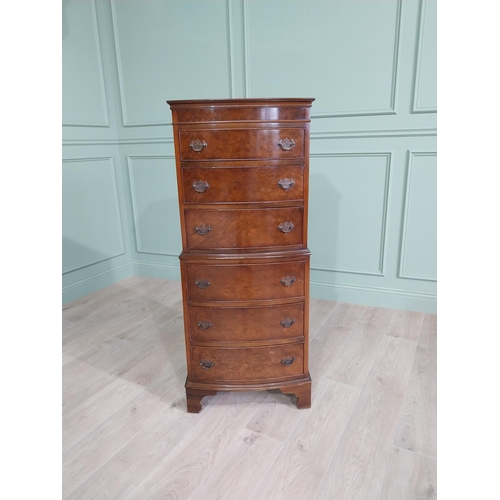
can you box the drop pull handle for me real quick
[190,139,207,152]
[281,276,296,287]
[281,317,296,328]
[278,178,295,190]
[195,224,211,236]
[195,278,210,289]
[193,180,209,193]
[278,138,295,151]
[197,320,212,330]
[281,356,296,366]
[278,221,294,233]
[200,360,214,369]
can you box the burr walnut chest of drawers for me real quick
[168,98,314,413]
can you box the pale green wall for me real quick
[63,0,437,312]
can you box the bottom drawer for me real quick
[191,343,304,383]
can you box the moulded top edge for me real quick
[167,98,315,107]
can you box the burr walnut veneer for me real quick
[168,98,314,413]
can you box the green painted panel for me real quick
[62,0,108,126]
[413,0,437,112]
[62,157,125,273]
[245,0,400,115]
[111,0,231,125]
[61,0,437,312]
[400,152,437,280]
[309,154,389,275]
[127,156,181,256]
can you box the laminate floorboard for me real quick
[63,372,184,497]
[308,298,340,340]
[393,314,437,458]
[378,447,437,500]
[310,302,366,381]
[62,277,436,499]
[250,378,360,500]
[245,389,306,443]
[63,276,167,324]
[327,305,395,387]
[189,428,284,500]
[314,336,418,500]
[62,377,144,453]
[62,278,179,347]
[62,325,185,417]
[126,391,268,500]
[66,414,193,500]
[63,284,180,360]
[385,309,425,342]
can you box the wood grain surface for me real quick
[378,446,437,500]
[188,302,305,342]
[179,128,305,161]
[185,260,306,302]
[189,428,283,500]
[182,164,305,204]
[327,305,395,387]
[250,377,360,500]
[190,343,305,382]
[184,206,304,250]
[393,313,437,458]
[314,336,418,500]
[172,101,310,123]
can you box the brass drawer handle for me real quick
[195,224,211,235]
[189,139,207,152]
[197,320,212,330]
[195,278,210,289]
[281,356,296,366]
[281,276,296,287]
[281,317,296,328]
[200,359,214,369]
[278,178,295,191]
[278,138,295,151]
[278,221,294,233]
[193,180,209,193]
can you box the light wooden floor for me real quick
[62,276,437,500]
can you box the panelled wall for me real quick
[62,0,436,312]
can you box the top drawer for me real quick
[179,128,305,161]
[174,105,310,123]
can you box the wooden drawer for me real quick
[174,104,310,123]
[185,261,306,302]
[182,165,304,204]
[189,303,305,342]
[179,128,305,160]
[190,343,305,382]
[185,207,303,250]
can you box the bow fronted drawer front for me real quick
[184,207,304,250]
[182,164,304,204]
[185,261,306,302]
[179,128,305,160]
[188,302,305,342]
[190,343,305,382]
[174,104,309,123]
